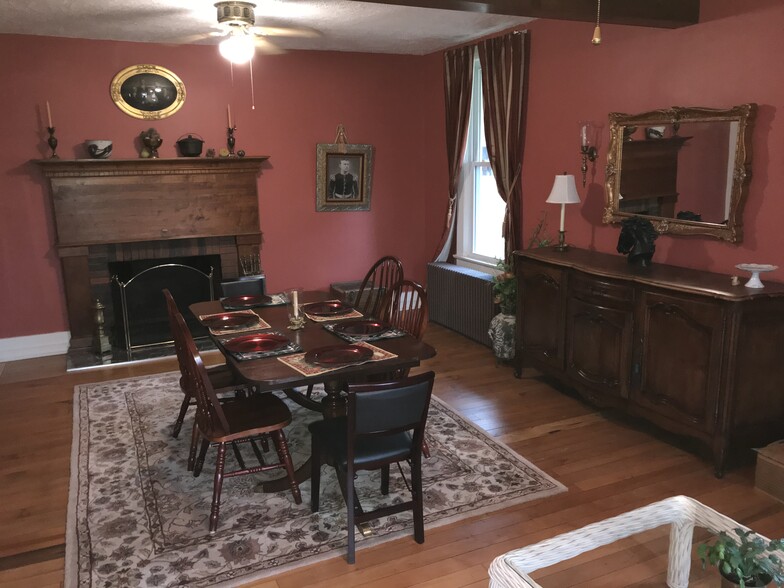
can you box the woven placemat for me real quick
[277,341,397,376]
[198,310,271,336]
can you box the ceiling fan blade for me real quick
[249,25,320,38]
[171,32,217,44]
[253,36,286,55]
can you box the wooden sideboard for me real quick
[514,247,784,475]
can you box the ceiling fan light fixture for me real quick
[219,32,255,64]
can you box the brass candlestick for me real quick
[47,127,59,159]
[580,144,597,187]
[227,126,236,156]
[92,298,111,356]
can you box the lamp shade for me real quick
[546,174,581,204]
[219,33,255,64]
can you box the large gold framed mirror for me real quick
[603,104,757,242]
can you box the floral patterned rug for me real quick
[66,372,566,587]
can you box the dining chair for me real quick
[354,256,404,318]
[176,312,302,533]
[163,289,249,439]
[309,371,435,564]
[381,279,428,341]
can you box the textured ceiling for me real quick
[0,0,531,55]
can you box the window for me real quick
[455,55,506,272]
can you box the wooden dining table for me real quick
[189,290,437,492]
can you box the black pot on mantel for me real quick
[176,134,204,157]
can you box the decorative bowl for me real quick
[85,140,113,159]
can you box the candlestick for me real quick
[47,127,59,159]
[46,101,53,128]
[227,104,232,128]
[227,126,236,156]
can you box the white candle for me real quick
[227,104,232,128]
[46,101,53,128]
[292,290,299,318]
[559,203,566,233]
[580,124,587,147]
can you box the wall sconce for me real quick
[580,121,598,187]
[546,173,581,251]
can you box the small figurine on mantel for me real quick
[617,216,659,267]
[140,128,162,158]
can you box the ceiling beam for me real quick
[352,0,700,29]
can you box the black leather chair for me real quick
[308,371,435,563]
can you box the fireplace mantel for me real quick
[35,156,268,345]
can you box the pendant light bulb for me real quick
[219,31,255,64]
[591,0,602,45]
[592,25,602,45]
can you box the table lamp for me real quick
[546,173,581,251]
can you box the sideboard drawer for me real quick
[570,272,634,308]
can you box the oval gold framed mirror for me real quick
[110,64,186,120]
[603,104,757,242]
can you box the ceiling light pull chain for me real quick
[592,0,602,45]
[249,57,256,110]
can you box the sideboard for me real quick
[514,247,784,476]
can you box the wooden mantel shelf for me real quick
[35,156,269,178]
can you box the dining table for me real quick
[189,290,437,492]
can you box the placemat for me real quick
[277,341,398,377]
[323,322,408,343]
[198,310,271,336]
[301,300,363,323]
[223,339,303,362]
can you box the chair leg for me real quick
[412,453,425,544]
[381,464,390,495]
[310,433,321,513]
[272,430,301,504]
[194,438,210,477]
[346,462,356,564]
[422,438,431,459]
[187,423,199,472]
[172,392,191,438]
[305,384,315,399]
[209,443,227,534]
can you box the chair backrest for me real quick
[381,280,428,341]
[174,312,231,436]
[221,275,266,297]
[347,371,435,445]
[163,289,191,382]
[354,256,404,318]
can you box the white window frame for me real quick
[454,54,503,275]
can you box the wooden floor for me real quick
[0,323,781,587]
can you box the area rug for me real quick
[66,372,566,587]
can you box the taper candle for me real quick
[292,289,299,318]
[227,104,232,128]
[46,101,53,128]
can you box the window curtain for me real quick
[477,30,529,262]
[432,46,474,262]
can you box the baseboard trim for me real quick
[0,332,70,362]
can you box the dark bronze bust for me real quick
[617,216,659,267]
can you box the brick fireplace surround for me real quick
[36,157,267,350]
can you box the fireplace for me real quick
[35,156,268,361]
[110,254,220,357]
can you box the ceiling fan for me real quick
[205,1,319,63]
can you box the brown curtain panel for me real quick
[478,30,529,262]
[432,46,474,262]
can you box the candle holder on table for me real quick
[287,288,306,330]
[47,127,59,159]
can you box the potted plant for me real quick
[488,260,517,361]
[698,528,784,588]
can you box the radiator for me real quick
[427,262,495,347]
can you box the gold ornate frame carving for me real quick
[316,143,374,212]
[603,104,757,242]
[110,64,186,120]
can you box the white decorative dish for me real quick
[735,263,778,288]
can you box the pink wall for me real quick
[0,35,447,338]
[520,2,784,276]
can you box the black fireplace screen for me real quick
[110,255,221,357]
